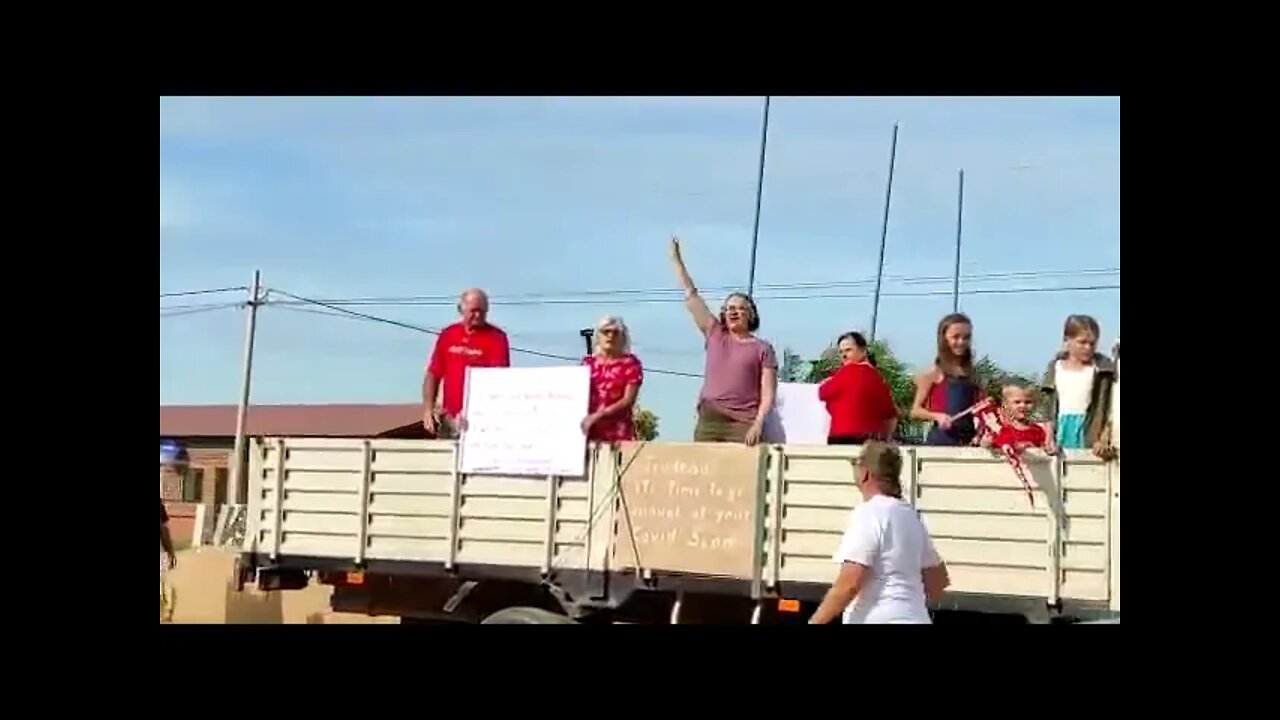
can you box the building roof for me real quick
[160,404,423,439]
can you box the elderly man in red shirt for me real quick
[422,288,511,439]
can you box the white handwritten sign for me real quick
[457,366,591,477]
[762,382,830,445]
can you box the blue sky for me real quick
[160,96,1120,441]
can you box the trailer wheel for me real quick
[481,606,578,625]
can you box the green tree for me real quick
[634,406,659,441]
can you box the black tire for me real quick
[481,606,578,625]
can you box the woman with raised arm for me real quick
[669,235,778,445]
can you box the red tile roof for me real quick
[160,404,423,438]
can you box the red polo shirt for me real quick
[427,322,511,417]
[818,362,897,438]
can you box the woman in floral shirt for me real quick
[581,315,644,443]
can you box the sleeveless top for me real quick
[924,373,980,446]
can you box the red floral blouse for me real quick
[582,353,644,442]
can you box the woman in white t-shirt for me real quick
[809,442,950,624]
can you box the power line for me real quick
[266,288,705,379]
[265,280,1119,309]
[271,304,379,322]
[262,281,1118,380]
[160,300,245,311]
[284,268,1110,305]
[160,301,243,318]
[159,286,248,299]
[809,283,1120,302]
[166,283,1119,381]
[280,304,680,355]
[261,266,1118,306]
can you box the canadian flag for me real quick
[970,398,1037,508]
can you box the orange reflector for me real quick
[777,598,800,613]
[345,571,365,585]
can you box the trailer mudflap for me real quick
[240,556,310,592]
[232,555,252,592]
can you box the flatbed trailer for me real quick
[234,437,1120,624]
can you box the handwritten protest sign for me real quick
[612,442,765,578]
[457,366,591,477]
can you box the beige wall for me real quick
[161,549,398,624]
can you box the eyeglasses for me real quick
[598,328,620,336]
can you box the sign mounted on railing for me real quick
[611,442,766,578]
[457,366,591,477]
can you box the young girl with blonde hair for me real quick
[1040,315,1117,458]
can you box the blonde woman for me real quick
[581,315,645,442]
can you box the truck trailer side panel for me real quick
[243,437,1118,620]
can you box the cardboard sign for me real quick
[611,442,766,579]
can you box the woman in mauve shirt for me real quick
[667,235,778,445]
[580,315,644,443]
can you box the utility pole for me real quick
[747,95,771,297]
[952,168,964,312]
[869,122,899,342]
[228,270,261,507]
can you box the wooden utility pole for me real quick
[227,270,261,507]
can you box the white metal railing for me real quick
[245,438,1117,609]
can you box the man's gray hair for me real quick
[459,288,489,306]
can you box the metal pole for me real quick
[952,168,964,312]
[228,270,261,507]
[746,96,771,296]
[579,328,594,356]
[868,122,899,342]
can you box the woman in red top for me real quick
[581,315,644,443]
[818,331,898,445]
